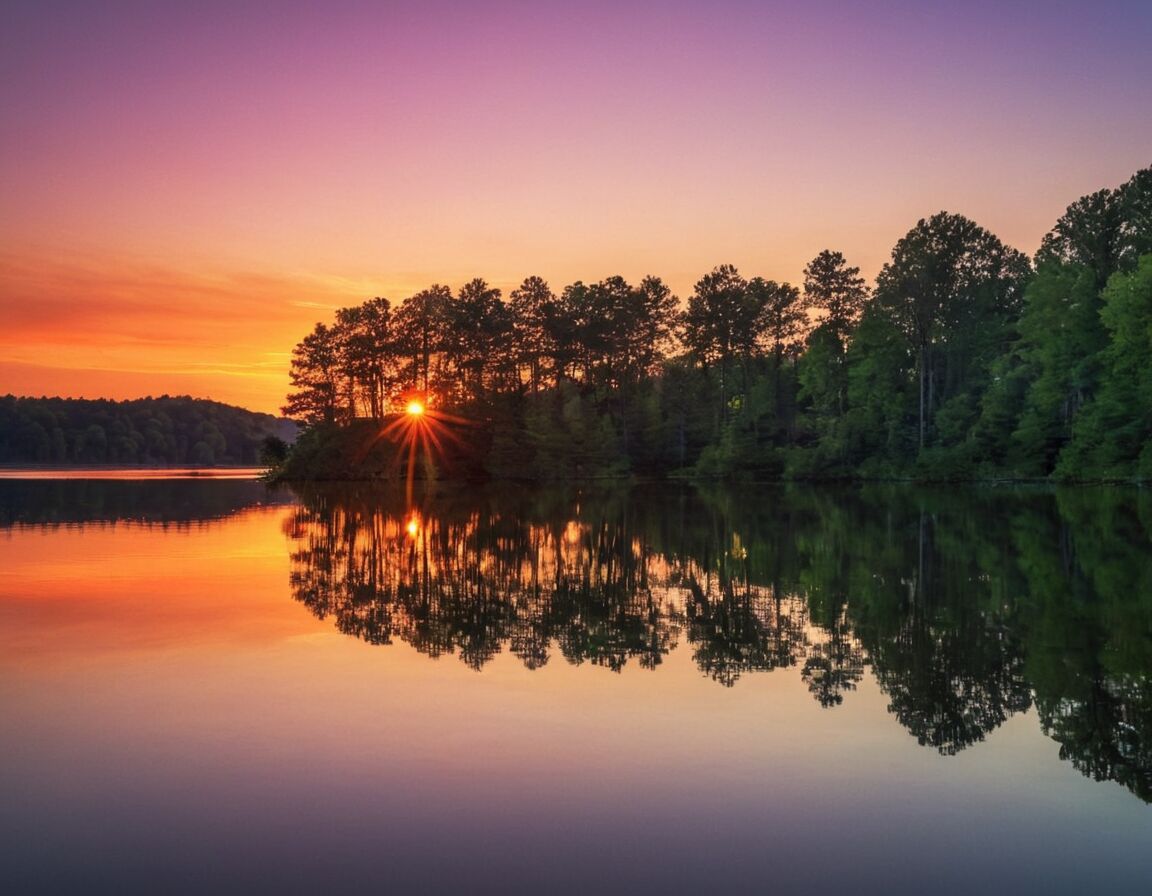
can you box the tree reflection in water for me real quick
[284,482,1152,802]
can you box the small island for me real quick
[275,165,1152,484]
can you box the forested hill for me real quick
[0,395,296,466]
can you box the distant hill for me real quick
[0,395,297,466]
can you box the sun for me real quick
[376,390,472,501]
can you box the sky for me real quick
[2,0,1150,414]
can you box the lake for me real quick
[2,475,1150,894]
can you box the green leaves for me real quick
[1058,254,1152,479]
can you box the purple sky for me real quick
[2,0,1149,411]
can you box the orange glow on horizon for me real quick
[406,400,425,417]
[5,5,1147,413]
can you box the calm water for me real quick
[2,477,1150,894]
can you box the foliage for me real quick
[1057,255,1152,479]
[802,249,869,346]
[870,212,1032,456]
[1009,263,1104,474]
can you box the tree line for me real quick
[0,395,296,466]
[283,165,1151,481]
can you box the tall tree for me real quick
[394,285,452,398]
[447,278,513,403]
[333,296,399,419]
[751,278,804,365]
[583,276,634,388]
[1036,188,1123,290]
[357,296,401,418]
[614,275,679,385]
[1059,254,1152,478]
[802,250,869,346]
[509,276,559,392]
[682,265,762,419]
[798,251,869,425]
[555,280,597,383]
[1117,166,1152,271]
[872,213,1031,453]
[750,277,804,431]
[1034,167,1152,288]
[283,322,343,425]
[1010,264,1104,473]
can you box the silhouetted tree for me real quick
[682,265,762,425]
[394,284,453,396]
[509,275,559,392]
[283,322,343,424]
[803,249,869,345]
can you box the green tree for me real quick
[871,212,1031,458]
[802,249,869,347]
[1059,254,1152,478]
[577,276,631,388]
[798,250,869,432]
[840,306,917,471]
[1117,166,1152,269]
[555,280,597,383]
[1010,263,1104,474]
[751,277,804,427]
[751,278,804,365]
[1036,188,1123,289]
[682,265,763,425]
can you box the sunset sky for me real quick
[2,0,1150,414]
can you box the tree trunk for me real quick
[918,344,926,451]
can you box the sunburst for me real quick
[377,392,472,497]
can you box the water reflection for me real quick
[285,482,1152,802]
[0,477,293,528]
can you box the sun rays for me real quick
[375,393,473,498]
